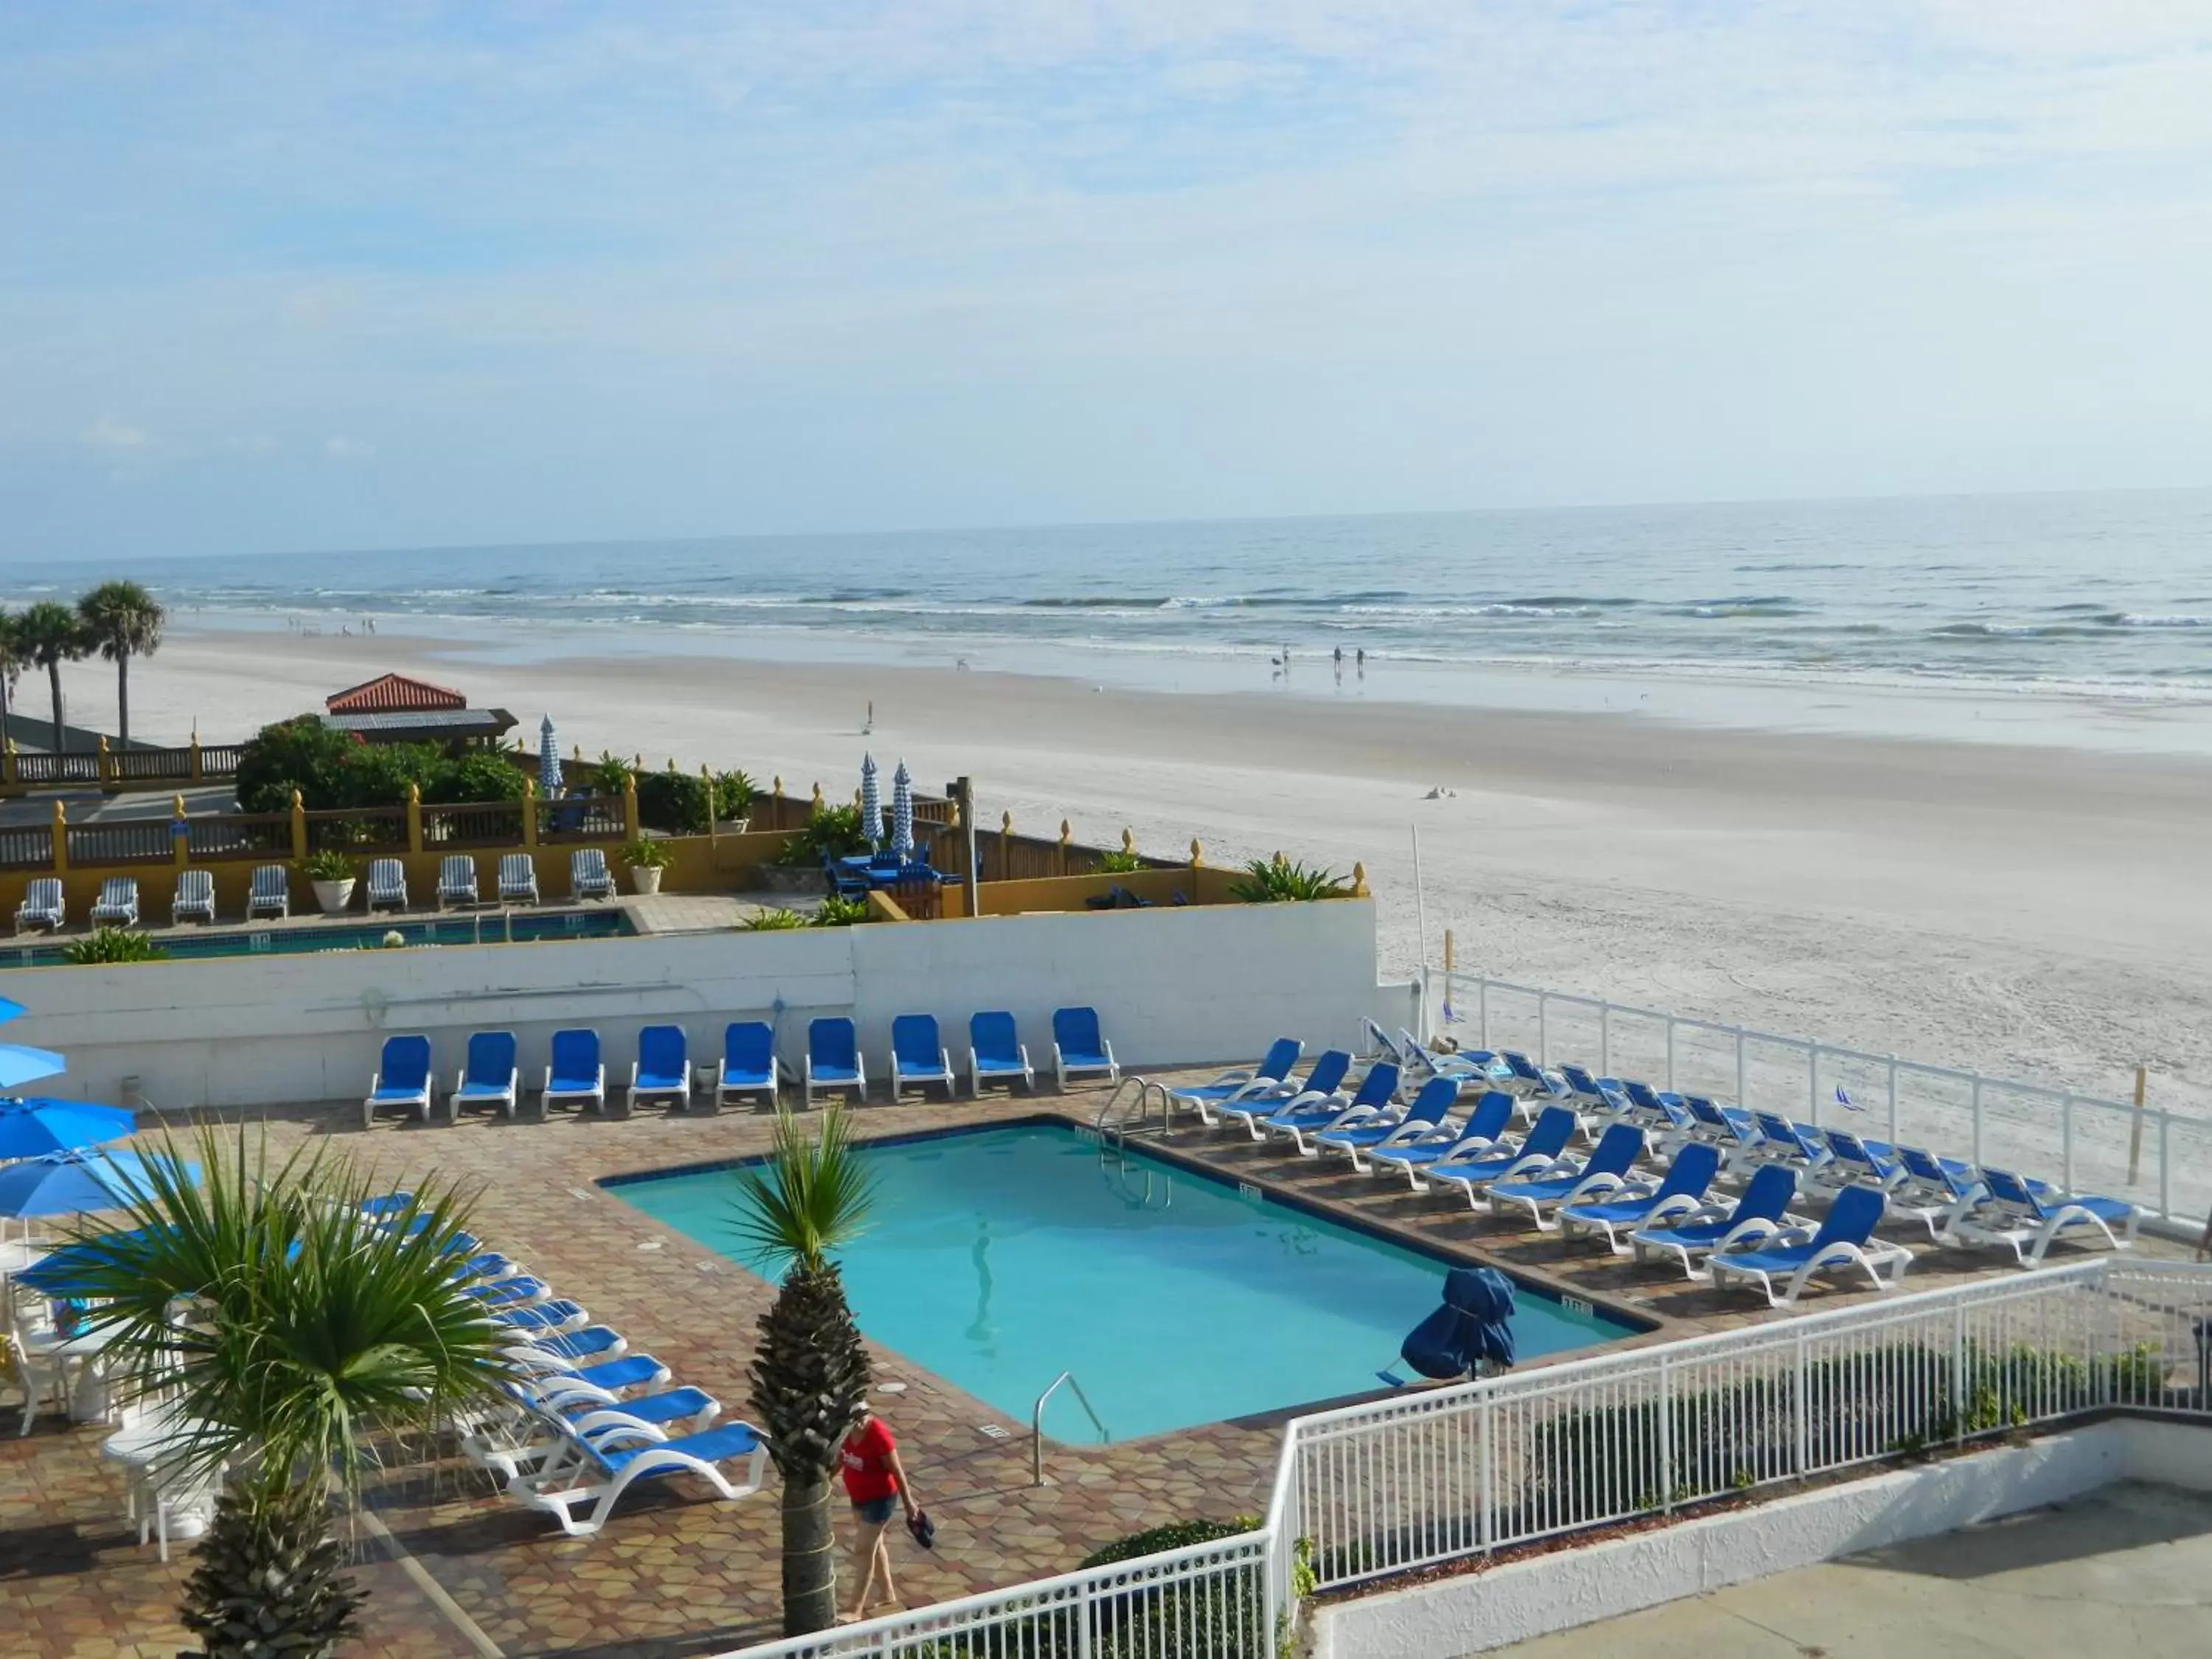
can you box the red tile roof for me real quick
[324,672,469,714]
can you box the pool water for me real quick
[607,1122,1641,1441]
[1,907,633,969]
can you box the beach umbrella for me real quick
[0,1043,66,1092]
[539,715,563,796]
[0,1149,201,1220]
[891,761,915,863]
[860,752,883,849]
[0,1099,135,1161]
[0,996,24,1026]
[11,1225,158,1295]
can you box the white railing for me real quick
[1440,971,2212,1233]
[720,1261,2212,1656]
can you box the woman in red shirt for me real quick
[839,1406,918,1621]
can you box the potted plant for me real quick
[714,768,757,834]
[299,849,356,914]
[618,838,672,895]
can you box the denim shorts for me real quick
[854,1495,897,1526]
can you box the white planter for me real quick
[629,866,664,896]
[311,878,355,914]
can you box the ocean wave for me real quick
[1338,601,1604,620]
[2102,612,2212,629]
[1665,595,1805,619]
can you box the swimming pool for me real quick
[606,1121,1643,1441]
[0,907,634,969]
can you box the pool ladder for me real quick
[1031,1369,1110,1486]
[1095,1076,1173,1154]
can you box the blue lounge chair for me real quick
[14,877,63,933]
[967,1012,1034,1096]
[467,1275,552,1310]
[1630,1163,1804,1279]
[1168,1037,1304,1125]
[1942,1167,2138,1267]
[1267,1061,1402,1157]
[1418,1105,1579,1206]
[498,853,540,904]
[89,877,139,926]
[628,1025,690,1114]
[518,1326,630,1365]
[1887,1146,1982,1240]
[1497,1051,1566,1111]
[1808,1128,1902,1196]
[1367,1091,1517,1180]
[465,1380,723,1484]
[1684,1096,1762,1164]
[1216,1050,1350,1138]
[1560,1142,1723,1253]
[1750,1112,1832,1169]
[364,1034,434,1129]
[1708,1185,1911,1307]
[1051,1006,1119,1090]
[1617,1080,1693,1141]
[571,847,616,902]
[804,1018,865,1106]
[450,1031,520,1121]
[889,1015,955,1102]
[1558,1065,1624,1119]
[540,1029,605,1118]
[717,1021,780,1110]
[247,863,290,919]
[171,869,215,926]
[1315,1076,1459,1164]
[362,858,406,912]
[438,855,479,909]
[494,1300,591,1335]
[1486,1122,1647,1228]
[507,1413,769,1537]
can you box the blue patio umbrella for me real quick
[860,752,883,849]
[12,1226,157,1295]
[539,714,563,796]
[0,1099,136,1161]
[891,761,915,863]
[0,1149,201,1220]
[0,1043,66,1092]
[0,996,24,1025]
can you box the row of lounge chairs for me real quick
[358,1194,767,1537]
[1174,1034,2141,1307]
[13,852,623,934]
[365,1006,1122,1125]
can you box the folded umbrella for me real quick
[0,1099,136,1161]
[1382,1267,1518,1385]
[0,1043,67,1092]
[0,1149,201,1219]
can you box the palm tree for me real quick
[731,1107,878,1635]
[14,600,88,754]
[0,607,21,737]
[78,579,166,745]
[67,1126,516,1658]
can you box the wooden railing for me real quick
[0,737,243,795]
[65,821,176,866]
[302,805,410,853]
[422,801,527,848]
[536,795,627,843]
[0,824,55,871]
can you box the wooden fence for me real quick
[0,737,243,796]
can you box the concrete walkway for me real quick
[1492,1481,2212,1658]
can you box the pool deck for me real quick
[1,1077,2191,1658]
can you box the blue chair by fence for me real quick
[967,1012,1034,1096]
[1051,1007,1119,1091]
[805,1018,865,1107]
[888,1015,955,1102]
[628,1026,690,1115]
[717,1021,781,1110]
[451,1031,520,1121]
[541,1029,606,1118]
[365,1034,434,1129]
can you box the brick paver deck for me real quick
[1,1077,2188,1657]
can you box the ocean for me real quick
[9,488,2212,748]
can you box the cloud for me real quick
[321,435,374,460]
[80,416,150,451]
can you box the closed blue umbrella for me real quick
[891,762,915,863]
[0,1043,66,1092]
[539,715,563,796]
[0,1150,201,1219]
[0,1099,135,1161]
[860,752,883,849]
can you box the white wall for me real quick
[6,900,1380,1112]
[1309,1416,2212,1659]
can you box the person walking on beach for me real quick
[840,1405,920,1622]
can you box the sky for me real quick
[4,1,2211,562]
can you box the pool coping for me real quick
[598,1108,1666,1441]
[0,902,637,966]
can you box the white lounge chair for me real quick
[967,1012,1034,1096]
[1050,1006,1118,1091]
[888,1014,955,1102]
[717,1022,779,1109]
[170,869,216,926]
[89,877,139,926]
[450,1031,520,1121]
[366,858,408,913]
[1941,1168,2139,1268]
[438,855,479,909]
[498,853,540,904]
[804,1018,865,1107]
[505,1410,768,1537]
[247,863,290,919]
[1708,1186,1911,1307]
[365,1034,434,1127]
[571,848,616,902]
[15,877,64,933]
[541,1029,606,1117]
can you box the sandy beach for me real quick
[51,621,2202,1129]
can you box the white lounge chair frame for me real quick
[571,848,616,902]
[247,864,290,919]
[15,877,64,934]
[451,1046,520,1121]
[1941,1194,2140,1268]
[171,869,216,926]
[505,1412,768,1538]
[888,1023,955,1103]
[89,877,139,926]
[497,853,540,905]
[437,855,479,909]
[1707,1231,1912,1307]
[366,859,408,912]
[540,1040,606,1119]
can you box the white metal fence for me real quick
[1440,971,2212,1234]
[723,1261,2212,1657]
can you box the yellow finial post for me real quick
[50,798,69,874]
[521,776,538,849]
[288,789,307,863]
[405,780,423,854]
[1058,818,1071,877]
[1121,827,1135,855]
[1352,862,1369,897]
[1189,838,1203,869]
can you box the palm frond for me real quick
[727,1106,877,1275]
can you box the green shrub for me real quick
[233,717,362,813]
[743,908,808,931]
[422,750,528,806]
[774,802,868,866]
[1228,855,1348,903]
[63,927,169,964]
[590,751,635,796]
[813,894,872,928]
[1095,846,1144,874]
[616,838,672,871]
[235,717,526,814]
[299,850,355,882]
